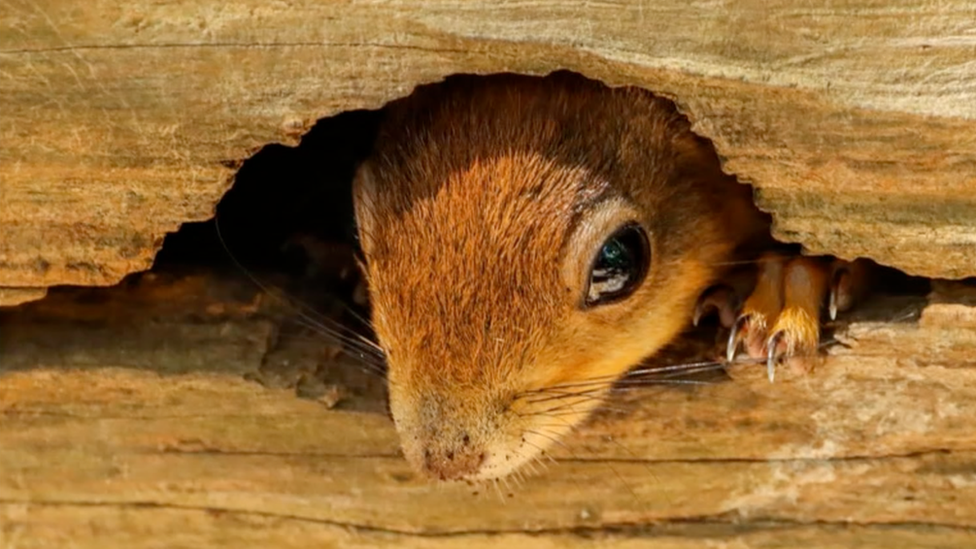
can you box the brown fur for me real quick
[353,72,772,481]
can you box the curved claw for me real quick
[694,285,739,328]
[829,267,847,321]
[692,301,713,328]
[726,314,750,363]
[765,330,784,383]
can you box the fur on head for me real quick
[352,72,766,481]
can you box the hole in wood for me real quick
[0,71,962,428]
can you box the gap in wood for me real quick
[0,71,947,416]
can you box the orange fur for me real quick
[353,72,772,481]
[733,253,787,358]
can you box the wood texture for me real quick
[2,274,975,547]
[1,0,975,305]
[2,1,976,546]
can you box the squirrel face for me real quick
[352,73,763,481]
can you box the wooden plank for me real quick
[1,274,975,545]
[3,505,976,549]
[5,505,976,549]
[1,0,974,304]
[0,288,46,306]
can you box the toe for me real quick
[694,284,739,328]
[727,254,786,362]
[763,256,831,381]
[829,258,875,320]
[720,251,874,380]
[767,306,821,357]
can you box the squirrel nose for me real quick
[421,432,486,481]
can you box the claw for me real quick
[765,330,784,382]
[692,300,713,328]
[828,267,847,321]
[693,285,738,328]
[828,258,873,321]
[726,314,749,363]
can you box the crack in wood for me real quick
[0,41,470,56]
[142,447,966,464]
[2,498,974,536]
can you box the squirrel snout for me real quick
[397,397,493,481]
[420,433,487,481]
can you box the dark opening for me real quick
[0,71,944,412]
[154,108,378,289]
[0,105,389,412]
[148,107,388,410]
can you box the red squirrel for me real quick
[352,72,868,481]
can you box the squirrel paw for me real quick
[714,254,874,382]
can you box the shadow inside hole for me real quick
[155,107,379,278]
[0,107,389,413]
[156,107,388,412]
[0,71,952,414]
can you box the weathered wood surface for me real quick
[1,0,975,305]
[2,274,975,547]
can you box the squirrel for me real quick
[351,71,869,482]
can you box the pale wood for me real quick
[1,0,975,305]
[1,274,975,546]
[5,506,976,549]
[0,288,46,306]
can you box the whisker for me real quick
[520,388,607,406]
[510,468,526,488]
[530,425,644,507]
[498,474,514,499]
[624,360,729,377]
[524,428,575,453]
[520,329,891,401]
[279,322,384,360]
[519,359,731,399]
[613,378,716,388]
[529,389,616,407]
[524,406,627,419]
[266,286,376,348]
[215,214,387,364]
[521,375,720,412]
[491,478,506,503]
[279,328,386,367]
[270,337,387,371]
[519,393,631,413]
[521,439,558,467]
[339,300,377,332]
[285,313,384,358]
[514,442,574,492]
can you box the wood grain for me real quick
[1,0,975,304]
[1,274,975,547]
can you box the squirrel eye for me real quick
[584,223,650,307]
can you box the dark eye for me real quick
[585,223,650,307]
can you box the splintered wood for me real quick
[1,0,975,305]
[1,274,975,547]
